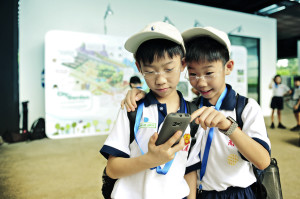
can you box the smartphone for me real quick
[155,113,191,146]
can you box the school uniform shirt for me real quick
[100,91,200,199]
[272,83,290,97]
[292,86,300,100]
[191,84,271,192]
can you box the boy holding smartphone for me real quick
[100,21,199,199]
[121,26,271,199]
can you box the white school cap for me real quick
[181,26,231,54]
[125,21,186,55]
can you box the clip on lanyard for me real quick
[133,100,187,175]
[198,87,227,190]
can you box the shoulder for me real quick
[242,98,263,117]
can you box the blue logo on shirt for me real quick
[144,117,149,122]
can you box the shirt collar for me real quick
[200,84,236,111]
[144,90,186,113]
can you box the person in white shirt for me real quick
[100,21,199,199]
[269,74,292,129]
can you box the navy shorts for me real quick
[196,185,255,199]
[294,103,300,113]
[270,96,284,110]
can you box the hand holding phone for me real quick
[155,113,191,146]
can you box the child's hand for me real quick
[120,88,146,112]
[190,106,231,131]
[146,131,184,166]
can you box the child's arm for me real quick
[106,131,185,179]
[269,80,273,89]
[184,171,197,199]
[190,107,270,170]
[121,88,146,112]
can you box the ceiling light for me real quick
[257,4,286,15]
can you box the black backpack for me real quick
[28,118,46,140]
[101,101,199,199]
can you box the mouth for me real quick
[156,88,168,93]
[200,89,212,96]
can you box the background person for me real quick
[269,74,292,129]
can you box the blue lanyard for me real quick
[198,87,228,190]
[133,100,187,175]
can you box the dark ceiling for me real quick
[178,0,300,59]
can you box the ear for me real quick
[225,60,234,75]
[135,61,142,73]
[180,57,187,72]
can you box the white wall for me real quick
[19,0,276,126]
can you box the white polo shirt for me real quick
[292,86,300,100]
[100,91,200,199]
[190,85,271,191]
[272,83,290,97]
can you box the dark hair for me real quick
[135,39,184,66]
[185,36,229,65]
[129,76,141,84]
[273,74,281,84]
[294,76,300,82]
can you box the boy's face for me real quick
[136,53,186,102]
[187,59,233,105]
[274,76,282,84]
[295,80,300,87]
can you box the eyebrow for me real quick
[187,64,214,70]
[143,60,175,68]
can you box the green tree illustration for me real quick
[72,122,77,134]
[105,119,112,131]
[92,120,99,132]
[60,127,65,134]
[86,122,91,133]
[55,123,60,135]
[65,124,70,134]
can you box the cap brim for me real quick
[182,27,230,53]
[125,31,185,54]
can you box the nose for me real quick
[195,77,208,87]
[155,73,167,85]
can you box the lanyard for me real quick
[198,87,227,190]
[134,100,187,175]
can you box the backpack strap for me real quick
[235,93,248,129]
[127,110,137,144]
[186,101,199,157]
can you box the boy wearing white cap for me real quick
[121,26,271,199]
[100,21,199,199]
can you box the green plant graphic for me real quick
[105,119,112,131]
[65,124,70,134]
[72,122,77,134]
[54,123,60,135]
[92,120,100,132]
[86,122,91,133]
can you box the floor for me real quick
[0,108,299,199]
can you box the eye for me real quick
[206,72,214,76]
[165,68,174,73]
[189,73,197,77]
[144,71,154,74]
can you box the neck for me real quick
[208,84,226,105]
[156,91,180,114]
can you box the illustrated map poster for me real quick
[45,30,143,139]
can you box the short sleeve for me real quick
[241,98,271,153]
[100,108,131,159]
